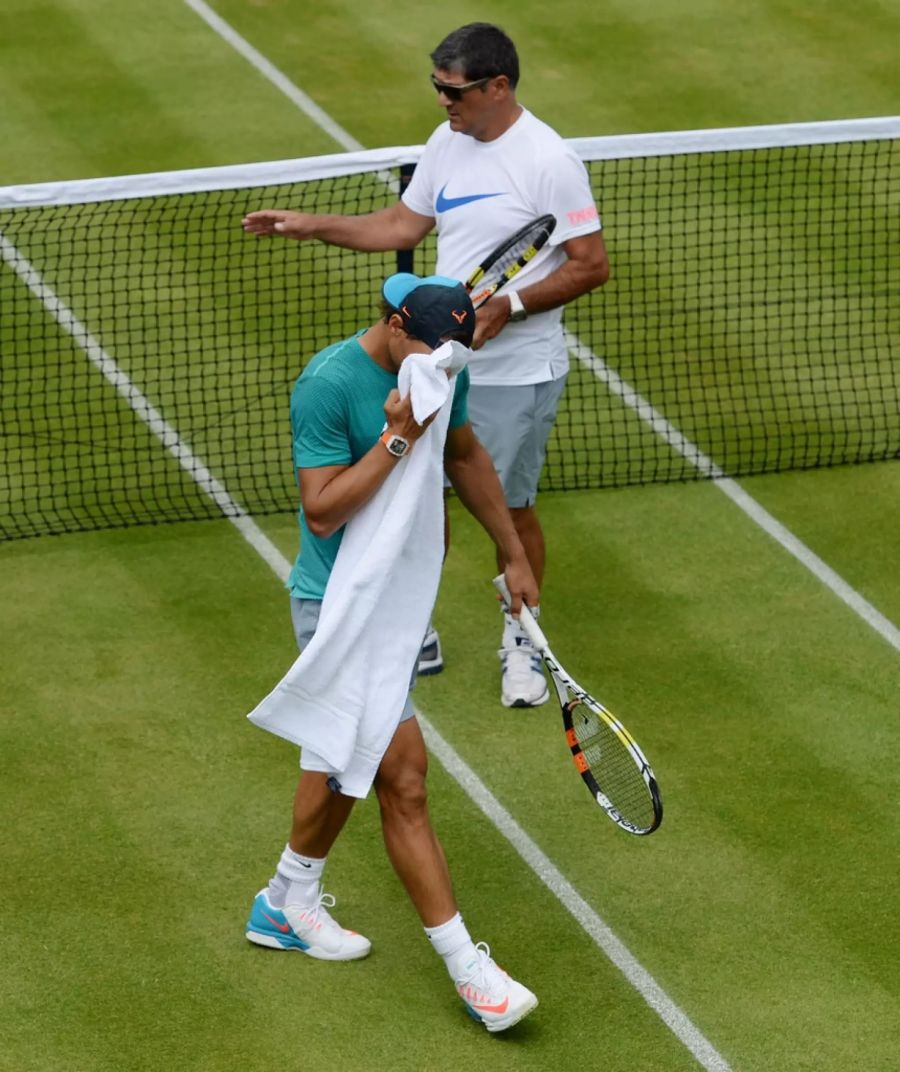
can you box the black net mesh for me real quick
[1,135,897,539]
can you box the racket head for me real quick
[563,692,663,836]
[491,575,663,837]
[466,214,556,307]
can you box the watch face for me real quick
[386,435,409,456]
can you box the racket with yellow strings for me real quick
[465,215,556,308]
[493,575,663,836]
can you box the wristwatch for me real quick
[380,431,411,458]
[507,290,528,322]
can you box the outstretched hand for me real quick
[242,209,316,239]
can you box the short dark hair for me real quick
[430,23,520,89]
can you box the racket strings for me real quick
[572,701,657,830]
[478,234,539,289]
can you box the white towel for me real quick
[247,341,470,797]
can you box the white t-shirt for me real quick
[402,108,601,386]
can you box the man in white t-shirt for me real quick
[243,22,609,708]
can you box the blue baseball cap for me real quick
[382,272,475,349]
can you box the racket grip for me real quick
[491,574,549,652]
[492,573,513,607]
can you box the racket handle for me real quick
[491,574,550,654]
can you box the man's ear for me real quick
[490,74,511,99]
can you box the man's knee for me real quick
[376,764,429,820]
[510,504,542,535]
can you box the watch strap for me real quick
[380,431,410,458]
[507,289,527,321]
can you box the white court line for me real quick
[568,333,900,652]
[182,0,364,153]
[420,723,733,1072]
[0,234,291,578]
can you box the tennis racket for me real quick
[465,214,556,308]
[493,575,663,836]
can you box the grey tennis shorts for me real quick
[466,375,568,508]
[290,597,416,723]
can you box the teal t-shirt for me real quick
[287,334,470,599]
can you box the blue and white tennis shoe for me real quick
[246,888,371,961]
[455,943,538,1032]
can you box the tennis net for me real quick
[1,117,897,539]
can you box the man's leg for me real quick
[468,379,565,708]
[374,716,456,926]
[374,716,537,1031]
[245,771,370,960]
[245,597,370,960]
[289,771,357,859]
[505,504,545,588]
[259,773,356,906]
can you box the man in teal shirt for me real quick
[286,322,469,601]
[246,273,540,1033]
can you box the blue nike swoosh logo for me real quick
[435,184,504,213]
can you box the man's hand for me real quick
[242,209,317,239]
[470,232,610,349]
[501,555,540,617]
[383,389,437,444]
[242,202,435,252]
[471,295,513,349]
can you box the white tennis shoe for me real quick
[455,943,538,1032]
[500,638,549,707]
[418,625,444,676]
[246,888,371,960]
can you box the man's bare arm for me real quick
[474,230,610,347]
[301,390,434,538]
[443,422,539,614]
[242,200,435,252]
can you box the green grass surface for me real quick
[4,0,900,183]
[2,490,897,1072]
[1,2,899,1070]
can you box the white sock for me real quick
[266,844,325,908]
[424,912,479,982]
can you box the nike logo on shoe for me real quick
[261,911,291,933]
[471,996,510,1015]
[435,184,504,213]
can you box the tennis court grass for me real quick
[2,482,897,1071]
[1,2,899,1070]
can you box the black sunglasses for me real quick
[429,74,493,101]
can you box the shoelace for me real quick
[458,942,506,998]
[297,890,337,929]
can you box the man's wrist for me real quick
[380,431,410,458]
[499,546,530,574]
